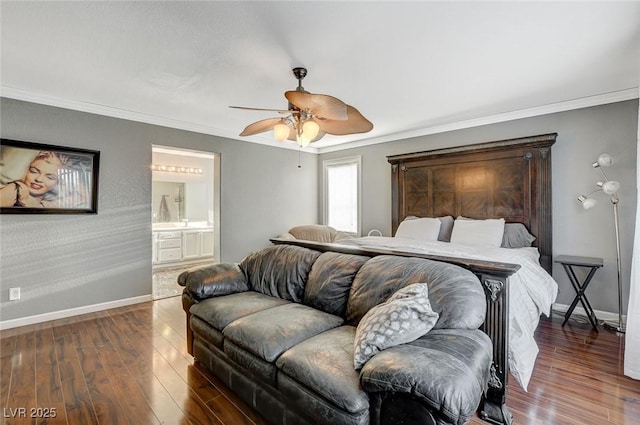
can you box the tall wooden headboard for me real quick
[387,133,557,274]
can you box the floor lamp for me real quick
[577,153,625,333]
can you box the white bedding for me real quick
[338,236,558,391]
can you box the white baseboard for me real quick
[0,295,153,330]
[552,302,626,324]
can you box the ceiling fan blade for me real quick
[230,106,293,114]
[316,105,373,135]
[239,117,284,136]
[285,91,348,121]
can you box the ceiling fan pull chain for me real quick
[298,146,302,169]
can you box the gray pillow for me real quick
[436,215,454,242]
[353,283,439,370]
[501,223,536,248]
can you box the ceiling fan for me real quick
[230,67,373,147]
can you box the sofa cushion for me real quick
[225,340,279,386]
[239,245,321,302]
[304,252,369,317]
[353,283,439,370]
[345,255,485,330]
[277,326,368,414]
[359,328,492,425]
[178,263,248,300]
[191,315,225,349]
[223,303,344,362]
[278,373,369,425]
[190,291,289,331]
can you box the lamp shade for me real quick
[601,180,620,195]
[274,122,290,142]
[582,198,597,209]
[594,153,613,167]
[302,120,320,140]
[577,195,597,210]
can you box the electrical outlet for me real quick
[9,287,20,301]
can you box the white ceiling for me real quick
[1,1,639,153]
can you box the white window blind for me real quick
[324,157,360,234]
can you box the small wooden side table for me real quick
[555,255,603,332]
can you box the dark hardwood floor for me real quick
[1,296,638,425]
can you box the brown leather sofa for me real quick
[179,244,492,425]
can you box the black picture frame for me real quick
[0,139,100,214]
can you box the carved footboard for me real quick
[270,238,518,425]
[477,273,512,425]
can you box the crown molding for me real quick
[316,87,639,154]
[0,86,319,154]
[2,85,636,155]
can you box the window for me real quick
[323,156,361,235]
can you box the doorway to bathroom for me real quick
[151,145,220,299]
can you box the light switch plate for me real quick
[9,287,20,301]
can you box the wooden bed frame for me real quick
[388,133,556,275]
[273,133,557,425]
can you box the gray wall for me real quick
[319,100,638,315]
[1,98,637,323]
[0,98,317,322]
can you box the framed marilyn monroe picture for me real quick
[0,139,100,214]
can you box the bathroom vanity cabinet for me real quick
[153,226,214,266]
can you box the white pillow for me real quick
[394,217,441,241]
[450,217,505,247]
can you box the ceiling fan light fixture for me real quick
[231,67,372,148]
[302,119,320,140]
[274,122,290,142]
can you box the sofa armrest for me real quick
[178,263,249,300]
[360,329,492,425]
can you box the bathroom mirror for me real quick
[152,182,185,223]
